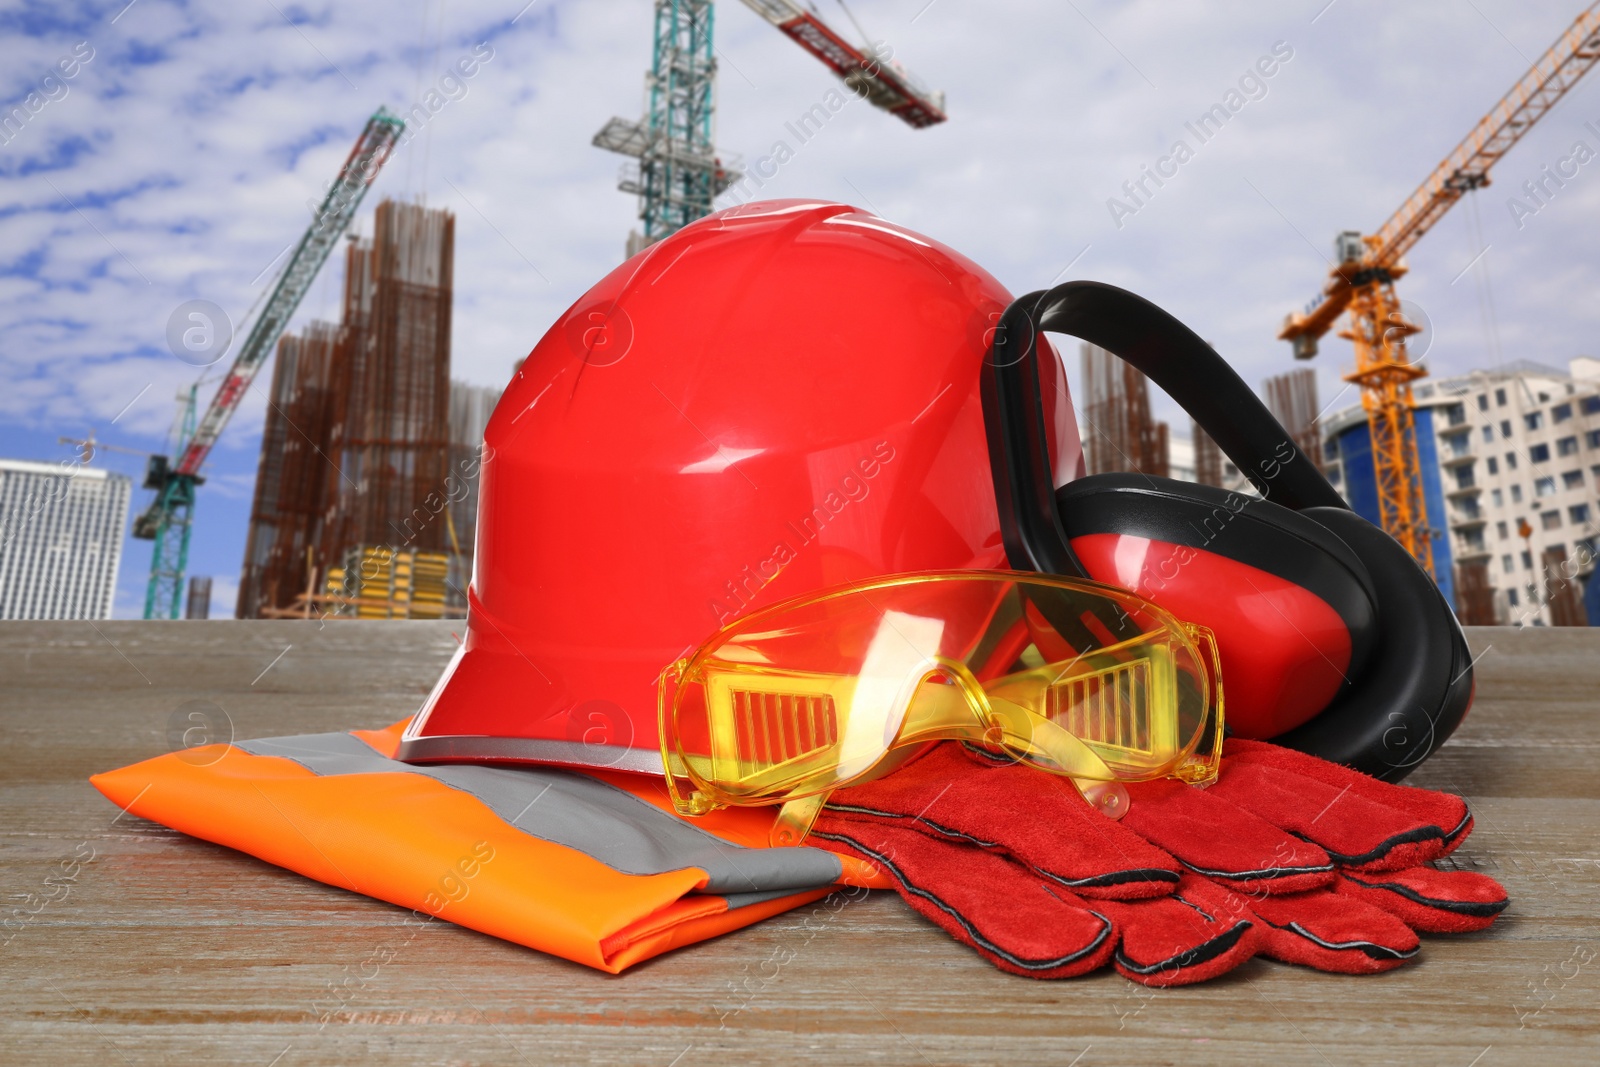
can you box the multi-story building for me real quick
[0,457,132,619]
[1321,358,1600,626]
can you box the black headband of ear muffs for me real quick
[979,280,1473,780]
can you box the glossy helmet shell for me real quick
[400,200,1081,772]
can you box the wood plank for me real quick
[2,623,1597,1064]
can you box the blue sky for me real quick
[2,0,1597,617]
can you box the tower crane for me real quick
[131,106,405,619]
[593,0,946,252]
[1279,3,1600,576]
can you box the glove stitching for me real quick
[1339,873,1509,918]
[1114,921,1253,976]
[824,803,1180,889]
[1287,825,1445,867]
[807,829,1115,972]
[1260,918,1419,961]
[1177,857,1334,881]
[1169,893,1217,923]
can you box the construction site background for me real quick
[237,199,500,621]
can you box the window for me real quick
[1496,388,1507,407]
[1445,403,1466,426]
[1527,412,1544,431]
[1497,520,1509,539]
[1577,537,1600,566]
[1492,488,1504,507]
[1564,470,1585,489]
[1502,553,1515,574]
[1478,394,1490,411]
[1583,396,1600,415]
[1488,457,1500,475]
[1536,476,1557,497]
[1509,587,1520,606]
[1501,420,1513,438]
[1506,451,1518,469]
[1454,466,1476,490]
[1324,439,1339,461]
[1530,443,1551,463]
[1542,510,1562,530]
[1459,527,1486,552]
[1512,484,1524,503]
[1482,426,1494,443]
[1570,504,1591,525]
[1554,403,1573,423]
[1327,466,1341,485]
[1559,436,1579,456]
[1522,550,1533,569]
[1445,433,1472,458]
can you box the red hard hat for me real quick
[400,200,1082,772]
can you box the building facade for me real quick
[0,458,131,619]
[1321,359,1600,626]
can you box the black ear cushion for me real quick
[1270,507,1473,781]
[1055,474,1379,683]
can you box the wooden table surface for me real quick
[2,621,1596,1066]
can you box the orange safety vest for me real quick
[91,720,887,973]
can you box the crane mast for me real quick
[133,106,405,619]
[1279,3,1600,576]
[594,0,946,253]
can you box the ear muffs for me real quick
[980,280,1472,781]
[1055,472,1379,740]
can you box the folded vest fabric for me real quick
[89,721,874,973]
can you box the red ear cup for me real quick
[982,281,1472,776]
[1054,475,1379,740]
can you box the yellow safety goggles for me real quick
[658,570,1223,846]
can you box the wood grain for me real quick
[2,622,1597,1066]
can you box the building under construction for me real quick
[1080,342,1169,478]
[1264,368,1323,473]
[237,199,489,620]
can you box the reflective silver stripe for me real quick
[238,732,842,902]
[395,734,666,776]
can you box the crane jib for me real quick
[173,108,404,480]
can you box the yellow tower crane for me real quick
[1279,3,1600,576]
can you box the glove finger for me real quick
[1335,868,1509,934]
[1223,739,1473,860]
[1097,872,1259,988]
[1208,762,1452,872]
[829,743,1180,900]
[1247,887,1420,974]
[809,818,1119,979]
[1121,778,1335,894]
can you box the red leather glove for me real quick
[814,740,1507,984]
[814,744,1258,985]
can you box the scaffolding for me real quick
[1080,342,1168,478]
[324,544,451,620]
[1192,421,1225,488]
[236,198,460,620]
[322,200,455,561]
[1264,368,1323,472]
[237,322,341,619]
